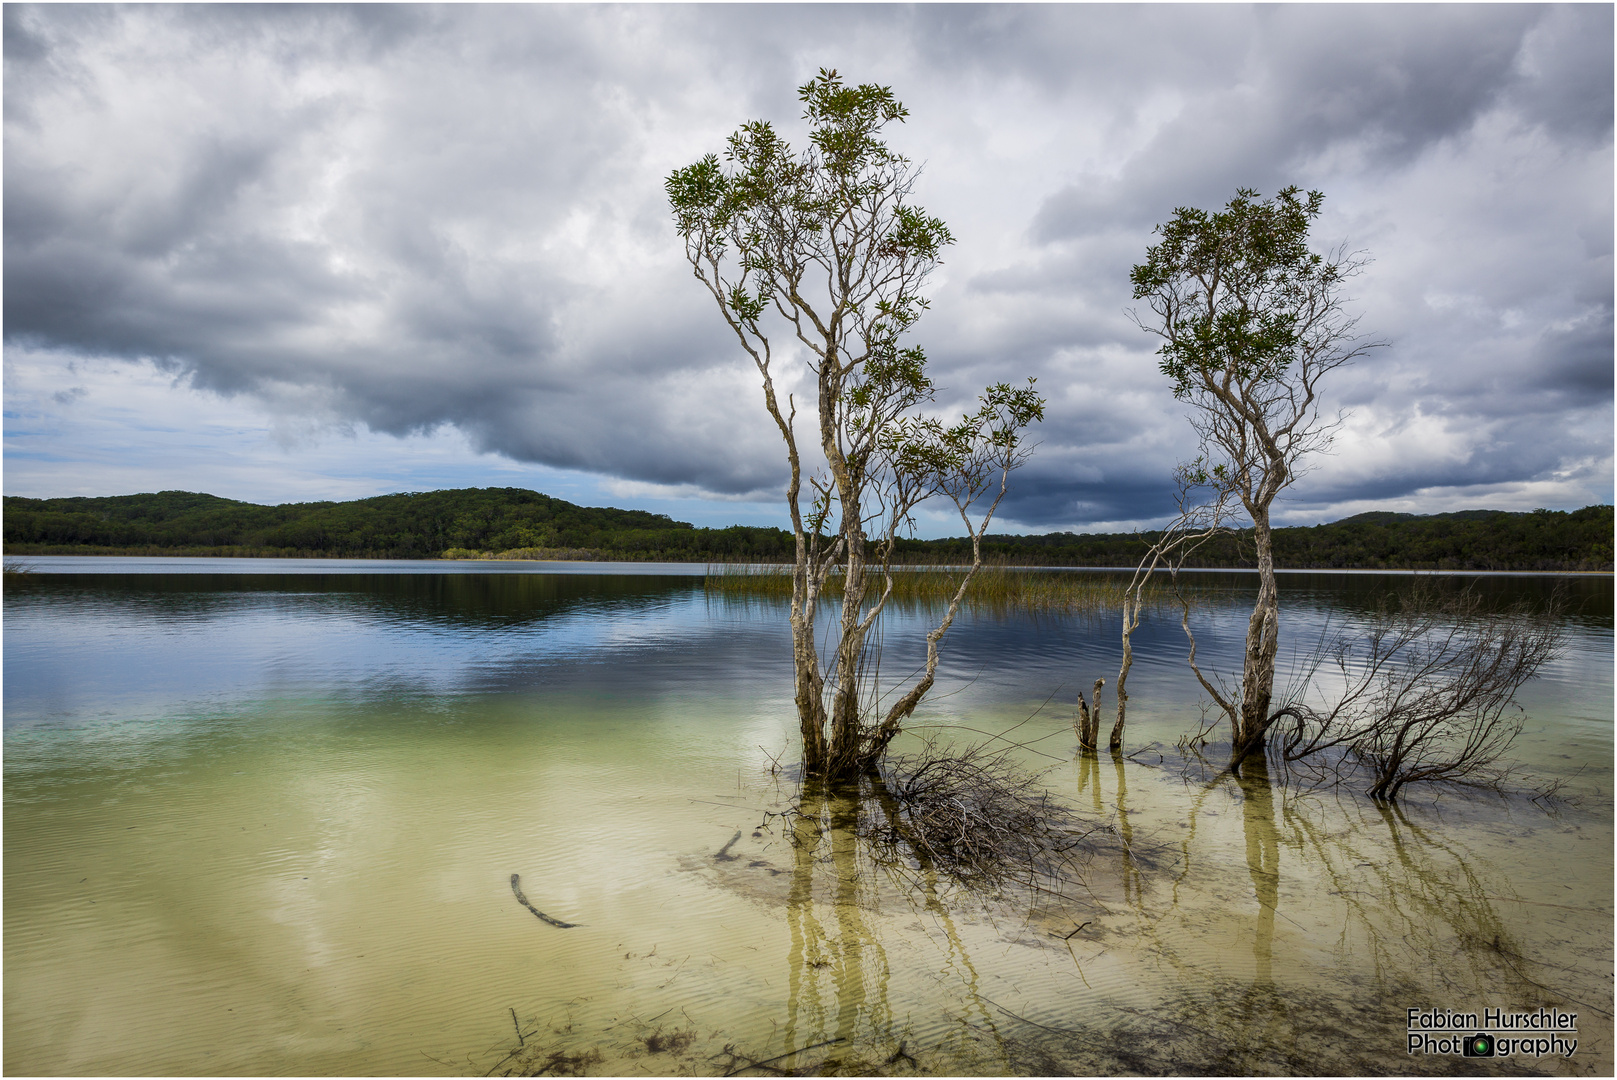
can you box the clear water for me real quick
[4,562,1611,1075]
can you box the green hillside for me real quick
[1,488,789,561]
[3,488,1610,571]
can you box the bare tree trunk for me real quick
[792,612,829,773]
[820,345,877,782]
[827,528,869,780]
[1106,543,1158,752]
[1075,679,1105,752]
[1110,612,1134,751]
[1231,509,1281,774]
[790,503,830,773]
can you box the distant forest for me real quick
[4,488,1612,572]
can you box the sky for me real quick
[4,3,1612,535]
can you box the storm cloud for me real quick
[5,4,1611,530]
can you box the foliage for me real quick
[890,505,1614,571]
[1,487,785,561]
[1250,505,1614,572]
[1131,187,1357,398]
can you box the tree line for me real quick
[0,487,786,561]
[909,505,1614,572]
[4,487,1609,572]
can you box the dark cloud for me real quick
[3,3,1610,527]
[993,469,1187,533]
[1029,5,1542,245]
[1529,306,1617,398]
[1507,3,1615,141]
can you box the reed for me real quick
[703,560,1222,616]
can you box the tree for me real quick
[667,70,1043,782]
[1130,187,1379,773]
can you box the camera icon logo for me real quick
[1463,1033,1495,1058]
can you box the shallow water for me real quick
[4,563,1611,1076]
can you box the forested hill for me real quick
[900,505,1614,572]
[3,488,1611,571]
[1,488,793,562]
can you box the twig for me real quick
[723,1037,844,1077]
[483,1047,520,1077]
[1479,895,1609,915]
[657,954,690,990]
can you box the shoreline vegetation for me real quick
[701,561,1213,616]
[4,487,1611,572]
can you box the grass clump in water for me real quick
[704,561,1217,617]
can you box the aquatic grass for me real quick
[703,560,1227,617]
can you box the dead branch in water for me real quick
[1272,583,1564,802]
[509,874,578,928]
[720,1036,844,1077]
[871,739,1101,888]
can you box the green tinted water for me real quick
[4,566,1611,1075]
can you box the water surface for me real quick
[5,563,1611,1075]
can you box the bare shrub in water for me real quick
[869,741,1095,888]
[1272,584,1562,802]
[1077,461,1237,753]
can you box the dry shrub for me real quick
[1273,583,1564,801]
[872,741,1097,887]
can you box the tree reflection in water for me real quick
[776,778,1013,1074]
[1238,756,1280,988]
[499,757,1606,1076]
[1086,752,1612,1074]
[770,748,1604,1074]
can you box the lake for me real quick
[4,560,1611,1075]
